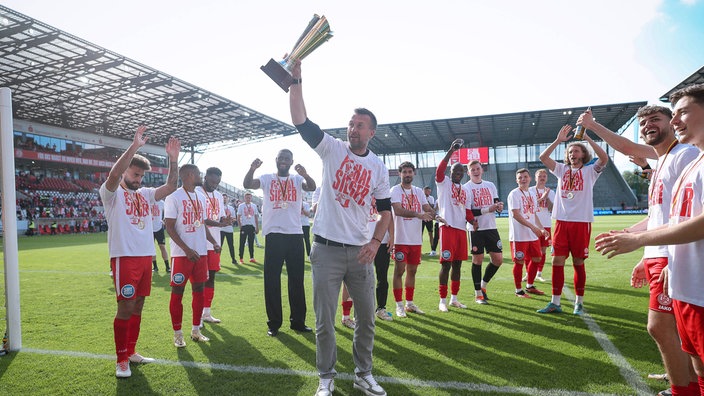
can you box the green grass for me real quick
[0,215,668,395]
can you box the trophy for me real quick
[261,14,333,92]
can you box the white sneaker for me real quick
[438,301,449,312]
[428,250,437,256]
[450,300,468,309]
[536,275,546,282]
[353,374,387,396]
[474,296,488,305]
[341,317,356,329]
[190,329,210,342]
[315,378,335,396]
[115,360,131,378]
[395,305,407,318]
[128,353,155,364]
[375,308,393,321]
[174,333,186,348]
[521,274,528,282]
[405,303,425,315]
[202,314,221,323]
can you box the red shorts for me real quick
[207,249,221,271]
[673,299,704,360]
[394,245,422,265]
[439,226,468,262]
[170,256,209,287]
[644,257,673,314]
[111,256,152,300]
[539,227,552,248]
[552,220,591,259]
[510,240,542,264]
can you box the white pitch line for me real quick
[562,288,652,396]
[21,347,619,396]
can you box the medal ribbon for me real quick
[184,189,202,222]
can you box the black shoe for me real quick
[290,324,313,333]
[267,328,279,337]
[152,267,158,272]
[165,267,171,273]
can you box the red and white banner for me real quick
[450,147,489,165]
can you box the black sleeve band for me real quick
[295,118,324,149]
[376,198,391,212]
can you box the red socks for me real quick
[192,291,204,327]
[126,314,141,356]
[552,266,565,296]
[204,286,215,308]
[574,265,586,296]
[114,318,129,362]
[512,264,523,289]
[341,300,353,316]
[438,284,448,298]
[393,288,403,303]
[405,287,415,302]
[450,280,460,295]
[169,293,184,331]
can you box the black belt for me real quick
[314,235,359,248]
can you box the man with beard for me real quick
[290,60,391,396]
[244,150,316,337]
[537,125,608,315]
[390,161,434,318]
[583,105,698,395]
[165,164,220,348]
[100,126,179,377]
[435,141,476,312]
[196,167,233,325]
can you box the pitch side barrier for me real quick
[495,208,647,218]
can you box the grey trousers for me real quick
[310,241,376,379]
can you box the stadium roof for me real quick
[326,102,647,156]
[0,5,295,151]
[660,65,704,102]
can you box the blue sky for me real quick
[3,0,704,189]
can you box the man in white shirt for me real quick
[100,126,179,378]
[220,194,237,265]
[528,169,555,282]
[538,124,608,315]
[507,169,547,298]
[151,199,170,272]
[422,186,438,256]
[390,161,433,318]
[290,60,391,396]
[165,164,220,348]
[236,193,259,264]
[585,104,698,394]
[243,150,316,337]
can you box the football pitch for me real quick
[0,215,667,395]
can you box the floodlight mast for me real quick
[1,87,22,351]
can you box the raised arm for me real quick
[539,125,572,172]
[295,163,316,192]
[243,158,262,190]
[584,133,609,169]
[105,126,149,192]
[154,136,181,201]
[579,109,656,159]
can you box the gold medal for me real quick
[194,220,202,228]
[281,202,288,209]
[566,192,574,200]
[137,220,145,230]
[211,214,219,221]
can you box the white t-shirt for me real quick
[221,203,235,233]
[197,186,225,250]
[530,186,555,230]
[436,175,472,231]
[312,133,391,245]
[164,188,209,257]
[645,144,699,258]
[551,162,602,223]
[465,179,499,231]
[259,173,304,235]
[151,200,164,232]
[507,187,539,242]
[100,183,156,258]
[301,201,311,227]
[425,194,436,209]
[391,184,428,245]
[237,203,259,227]
[667,152,704,306]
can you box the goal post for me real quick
[1,86,22,351]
